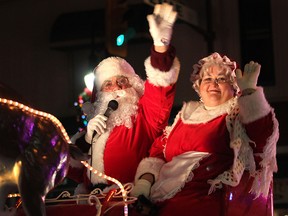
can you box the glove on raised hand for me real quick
[85,114,108,142]
[235,61,261,91]
[130,179,152,198]
[147,3,177,46]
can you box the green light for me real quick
[116,34,125,46]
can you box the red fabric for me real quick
[17,204,97,216]
[223,172,273,216]
[149,110,275,215]
[155,172,273,216]
[150,45,176,71]
[150,115,233,161]
[244,112,275,169]
[102,83,176,184]
[16,204,143,216]
[67,81,176,187]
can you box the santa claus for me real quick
[67,3,180,195]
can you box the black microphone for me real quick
[92,100,119,138]
[104,100,119,118]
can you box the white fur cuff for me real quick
[134,157,165,183]
[145,57,180,87]
[238,87,272,123]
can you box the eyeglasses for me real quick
[201,76,229,85]
[101,75,131,91]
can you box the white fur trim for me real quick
[145,57,180,87]
[94,57,136,91]
[134,157,165,183]
[238,87,272,123]
[87,131,111,184]
[181,101,199,120]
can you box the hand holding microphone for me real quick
[85,100,118,143]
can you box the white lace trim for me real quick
[207,102,256,194]
[249,110,279,198]
[150,151,210,202]
[207,102,278,198]
[164,98,237,139]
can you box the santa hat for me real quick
[89,57,144,104]
[93,56,136,91]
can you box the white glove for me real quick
[85,114,108,142]
[147,3,177,46]
[235,61,261,91]
[130,179,152,198]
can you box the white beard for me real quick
[83,88,140,184]
[93,88,139,130]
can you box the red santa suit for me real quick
[135,87,279,216]
[68,46,180,191]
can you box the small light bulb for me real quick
[116,34,125,46]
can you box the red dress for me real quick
[135,88,278,216]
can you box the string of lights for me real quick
[0,97,71,143]
[1,97,129,215]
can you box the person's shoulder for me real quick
[182,100,200,110]
[180,100,200,118]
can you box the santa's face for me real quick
[100,75,132,92]
[94,87,139,129]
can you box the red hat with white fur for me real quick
[93,57,136,91]
[90,57,144,103]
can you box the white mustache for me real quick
[116,89,126,97]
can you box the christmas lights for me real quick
[81,160,129,216]
[0,97,71,143]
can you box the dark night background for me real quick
[0,0,287,213]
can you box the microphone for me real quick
[104,100,119,118]
[92,100,119,138]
